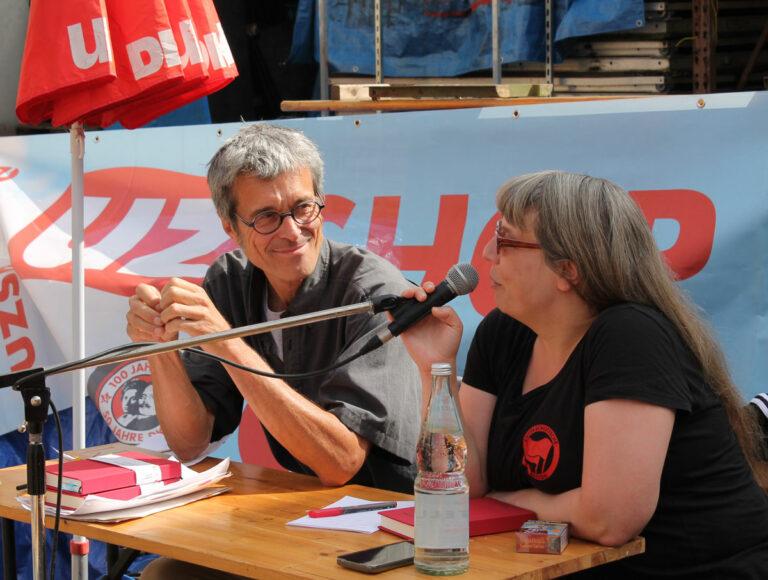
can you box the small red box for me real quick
[515,520,569,554]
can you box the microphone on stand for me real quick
[8,296,401,387]
[5,263,479,388]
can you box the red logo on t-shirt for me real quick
[522,424,560,480]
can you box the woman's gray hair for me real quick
[496,171,657,310]
[207,124,325,224]
[496,170,768,486]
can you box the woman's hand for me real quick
[393,281,464,374]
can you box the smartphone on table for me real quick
[337,540,415,574]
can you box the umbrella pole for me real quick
[69,122,89,580]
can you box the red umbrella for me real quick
[102,0,237,129]
[15,0,116,126]
[16,0,237,128]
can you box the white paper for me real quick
[52,486,232,523]
[18,457,231,521]
[287,495,414,534]
[89,453,163,485]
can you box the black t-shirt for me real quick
[463,303,768,579]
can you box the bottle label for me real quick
[414,491,469,549]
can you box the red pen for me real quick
[307,501,398,518]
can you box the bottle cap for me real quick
[431,362,452,376]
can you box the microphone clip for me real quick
[370,294,408,314]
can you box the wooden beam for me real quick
[333,83,553,101]
[281,95,643,114]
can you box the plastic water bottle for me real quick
[414,362,469,575]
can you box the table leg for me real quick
[106,543,118,572]
[2,517,16,580]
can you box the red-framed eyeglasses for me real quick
[495,220,541,253]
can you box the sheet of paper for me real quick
[54,486,232,523]
[287,495,414,534]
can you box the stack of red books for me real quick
[44,451,182,510]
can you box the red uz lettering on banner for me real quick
[0,269,36,371]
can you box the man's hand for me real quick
[126,278,231,343]
[155,277,231,341]
[126,283,165,342]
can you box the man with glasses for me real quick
[125,124,421,498]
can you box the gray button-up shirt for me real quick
[182,239,421,492]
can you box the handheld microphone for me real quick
[374,263,479,347]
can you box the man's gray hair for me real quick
[207,123,325,224]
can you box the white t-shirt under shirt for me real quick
[263,288,285,360]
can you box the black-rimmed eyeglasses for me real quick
[495,220,541,253]
[235,200,325,235]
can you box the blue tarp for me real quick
[290,0,645,77]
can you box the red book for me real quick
[45,451,181,495]
[378,497,536,540]
[45,476,181,510]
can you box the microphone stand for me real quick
[8,370,49,580]
[40,300,389,378]
[0,297,399,580]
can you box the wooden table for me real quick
[0,444,644,579]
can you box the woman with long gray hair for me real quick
[399,170,768,578]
